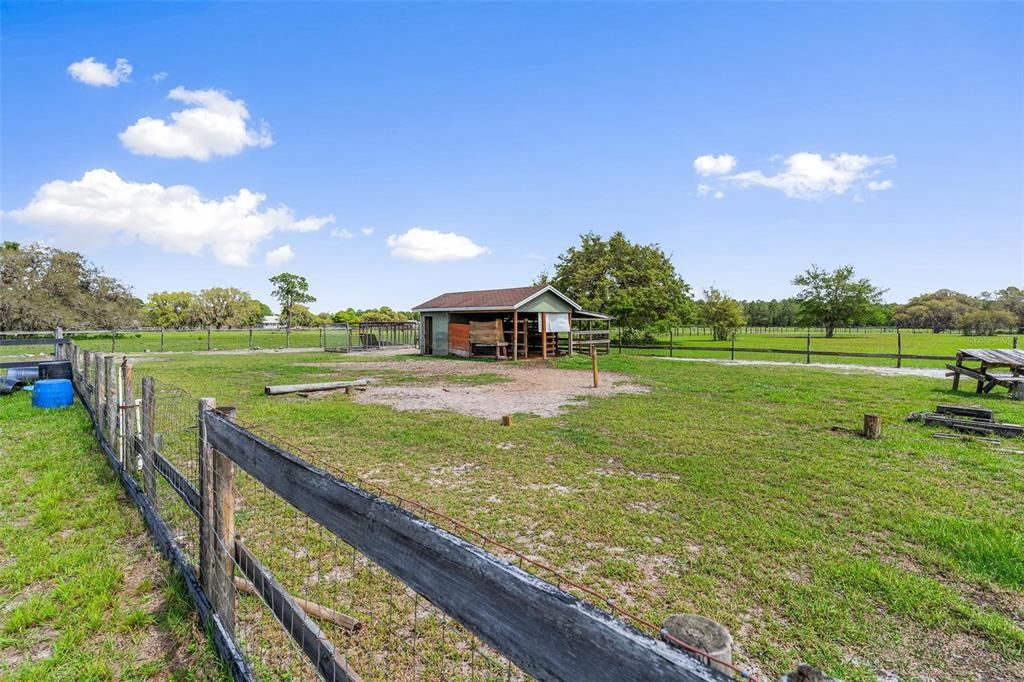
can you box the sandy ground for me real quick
[656,356,948,379]
[306,359,647,419]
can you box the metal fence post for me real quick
[198,397,235,635]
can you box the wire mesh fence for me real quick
[324,322,419,353]
[63,340,739,682]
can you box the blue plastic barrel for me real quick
[31,379,74,409]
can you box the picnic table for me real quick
[947,348,1024,399]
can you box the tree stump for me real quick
[501,415,513,427]
[660,613,732,676]
[864,414,881,439]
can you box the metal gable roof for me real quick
[413,285,581,312]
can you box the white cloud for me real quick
[693,154,737,177]
[330,228,354,239]
[696,183,711,196]
[867,179,894,191]
[386,227,489,262]
[152,71,168,82]
[361,227,375,236]
[67,57,132,87]
[5,169,333,266]
[265,244,294,268]
[729,152,895,199]
[713,191,725,200]
[119,87,273,161]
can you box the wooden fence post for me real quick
[730,333,736,361]
[111,330,116,353]
[207,327,212,352]
[199,398,235,634]
[160,327,165,352]
[121,359,137,474]
[591,345,599,388]
[805,332,811,364]
[94,353,105,433]
[105,356,118,457]
[142,377,157,504]
[82,350,90,403]
[54,327,63,359]
[669,328,673,357]
[896,331,902,369]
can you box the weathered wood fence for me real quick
[58,339,731,681]
[0,328,66,369]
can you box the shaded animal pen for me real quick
[59,339,738,681]
[323,322,419,353]
[413,285,612,360]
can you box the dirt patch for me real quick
[303,359,647,419]
[0,626,58,668]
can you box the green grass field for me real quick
[0,392,227,681]
[122,349,1024,681]
[614,328,1019,368]
[4,327,1017,371]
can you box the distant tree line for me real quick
[891,288,1022,335]
[3,239,1020,337]
[144,289,271,328]
[538,233,1021,339]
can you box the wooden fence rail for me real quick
[203,411,727,682]
[57,339,729,681]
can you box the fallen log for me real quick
[265,379,369,396]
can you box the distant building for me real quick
[261,315,280,329]
[412,285,610,359]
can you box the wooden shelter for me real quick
[413,285,611,359]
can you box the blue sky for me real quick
[2,2,1021,312]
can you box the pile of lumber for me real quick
[908,404,1023,438]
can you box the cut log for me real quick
[265,379,369,396]
[863,414,881,439]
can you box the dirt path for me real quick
[656,356,948,378]
[303,359,647,419]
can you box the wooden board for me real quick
[203,413,728,682]
[448,322,471,357]
[959,348,1024,368]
